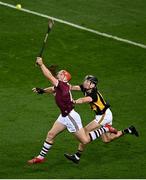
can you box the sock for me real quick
[75,150,83,159]
[122,128,132,135]
[89,126,108,141]
[37,141,53,159]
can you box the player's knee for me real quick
[84,127,90,135]
[81,138,89,145]
[84,126,88,132]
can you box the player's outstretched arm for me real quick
[32,87,55,94]
[36,57,58,86]
[70,85,81,91]
[74,96,92,104]
[44,87,55,93]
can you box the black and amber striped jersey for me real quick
[80,85,110,115]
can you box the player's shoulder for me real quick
[88,87,97,95]
[87,88,98,102]
[80,84,86,92]
[57,80,69,88]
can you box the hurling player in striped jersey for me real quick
[64,75,139,164]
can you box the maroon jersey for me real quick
[54,81,74,117]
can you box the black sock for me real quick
[122,128,132,134]
[75,150,82,158]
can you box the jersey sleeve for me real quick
[55,81,62,90]
[80,84,86,92]
[87,90,97,102]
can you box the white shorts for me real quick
[94,108,113,126]
[57,109,83,133]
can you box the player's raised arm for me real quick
[36,57,58,86]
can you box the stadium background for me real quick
[0,0,146,178]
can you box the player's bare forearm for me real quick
[74,96,92,104]
[40,64,53,79]
[44,87,55,94]
[32,87,54,94]
[36,57,58,86]
[70,85,81,91]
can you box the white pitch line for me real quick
[0,1,146,49]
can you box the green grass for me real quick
[0,0,146,178]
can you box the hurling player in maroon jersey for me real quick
[28,57,110,164]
